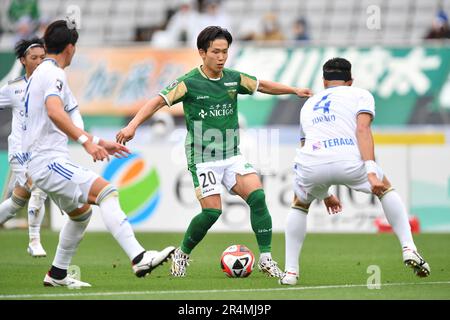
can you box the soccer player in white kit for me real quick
[280,58,430,285]
[0,39,49,257]
[22,20,174,287]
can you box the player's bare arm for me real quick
[356,112,386,196]
[116,95,167,145]
[257,79,313,97]
[46,96,130,162]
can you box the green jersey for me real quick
[160,66,258,167]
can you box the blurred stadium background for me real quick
[0,1,450,299]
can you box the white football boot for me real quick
[258,256,283,278]
[43,273,91,288]
[402,247,430,277]
[170,247,191,277]
[132,246,176,278]
[27,239,47,257]
[279,270,299,285]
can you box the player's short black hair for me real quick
[44,20,79,54]
[197,26,232,52]
[323,57,352,81]
[14,37,45,59]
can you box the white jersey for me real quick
[21,58,79,173]
[295,85,375,166]
[0,76,28,161]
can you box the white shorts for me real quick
[190,155,257,199]
[28,157,99,213]
[9,158,28,188]
[293,160,384,204]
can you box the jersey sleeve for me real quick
[43,68,67,103]
[64,87,78,113]
[299,121,305,141]
[0,84,12,110]
[159,78,188,107]
[356,89,375,118]
[238,71,259,95]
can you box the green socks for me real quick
[246,189,272,253]
[180,189,272,255]
[181,208,222,254]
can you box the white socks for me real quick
[52,216,90,270]
[28,189,47,241]
[98,195,145,261]
[0,199,19,224]
[381,191,417,251]
[284,207,308,274]
[0,192,28,224]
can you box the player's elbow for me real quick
[356,124,371,137]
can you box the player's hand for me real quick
[116,125,136,145]
[100,139,131,158]
[83,141,110,162]
[323,194,342,215]
[368,173,387,197]
[295,87,313,98]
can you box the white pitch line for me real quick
[1,281,449,299]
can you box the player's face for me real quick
[202,39,229,74]
[23,47,46,74]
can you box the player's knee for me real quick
[292,203,309,214]
[69,206,92,222]
[379,187,395,200]
[292,196,310,214]
[96,184,119,205]
[246,189,266,208]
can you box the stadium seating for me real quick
[0,0,448,46]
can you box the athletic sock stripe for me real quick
[11,194,27,207]
[70,209,92,222]
[292,206,309,214]
[96,185,118,204]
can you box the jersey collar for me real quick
[43,58,59,67]
[198,65,222,81]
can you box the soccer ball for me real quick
[220,245,255,278]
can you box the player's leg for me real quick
[0,186,30,224]
[89,177,175,278]
[27,187,47,257]
[281,194,310,285]
[230,172,283,278]
[0,162,30,224]
[44,204,93,287]
[347,161,430,277]
[172,165,223,277]
[378,176,430,277]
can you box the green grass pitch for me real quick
[0,230,449,300]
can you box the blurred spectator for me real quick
[254,13,285,42]
[7,0,40,42]
[424,9,450,40]
[151,0,202,47]
[292,17,310,41]
[200,0,232,32]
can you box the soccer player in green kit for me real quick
[116,26,312,278]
